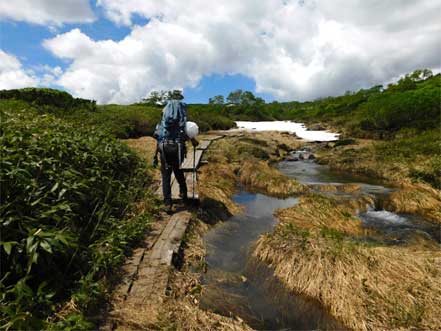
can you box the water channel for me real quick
[200,156,440,330]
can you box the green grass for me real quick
[373,129,441,188]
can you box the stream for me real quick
[200,156,440,330]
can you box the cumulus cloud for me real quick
[0,0,95,26]
[0,50,38,89]
[44,0,441,103]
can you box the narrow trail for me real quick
[101,134,227,330]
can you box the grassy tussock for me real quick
[312,183,361,193]
[198,133,305,221]
[239,160,307,197]
[276,194,375,237]
[384,183,441,223]
[317,130,441,189]
[316,136,441,223]
[199,163,242,218]
[253,194,441,330]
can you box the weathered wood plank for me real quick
[197,140,211,150]
[185,172,199,200]
[181,149,203,170]
[205,135,224,141]
[170,172,198,200]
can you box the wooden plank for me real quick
[205,135,224,141]
[156,173,176,198]
[110,211,192,329]
[171,172,198,200]
[185,172,199,200]
[181,149,203,170]
[197,140,211,150]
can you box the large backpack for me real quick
[160,100,187,142]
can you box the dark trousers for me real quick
[159,142,187,204]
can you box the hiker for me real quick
[154,100,198,211]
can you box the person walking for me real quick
[155,99,198,212]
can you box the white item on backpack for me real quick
[185,121,199,139]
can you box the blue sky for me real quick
[1,1,439,104]
[0,5,275,104]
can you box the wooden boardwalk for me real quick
[102,134,224,330]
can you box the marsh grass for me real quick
[384,183,441,223]
[239,160,307,197]
[198,133,305,221]
[253,193,441,330]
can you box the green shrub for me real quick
[0,88,96,112]
[0,101,153,329]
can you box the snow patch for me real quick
[234,121,339,142]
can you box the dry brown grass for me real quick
[384,183,441,223]
[275,194,375,237]
[239,159,307,197]
[253,193,441,331]
[313,183,362,194]
[197,132,306,221]
[123,136,161,184]
[316,138,441,225]
[123,136,158,161]
[204,132,305,195]
[198,163,242,218]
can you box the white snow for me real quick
[234,121,339,142]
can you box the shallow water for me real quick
[359,208,441,244]
[201,192,344,330]
[281,159,440,243]
[201,158,439,330]
[278,159,392,196]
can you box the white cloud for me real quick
[44,0,441,103]
[0,0,95,26]
[0,50,38,89]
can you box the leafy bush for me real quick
[0,100,154,329]
[0,88,96,112]
[359,84,440,131]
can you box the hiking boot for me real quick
[165,204,173,214]
[164,200,173,214]
[179,191,188,202]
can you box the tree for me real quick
[226,89,265,105]
[226,89,243,104]
[209,95,225,104]
[240,91,265,105]
[143,90,164,105]
[410,69,433,81]
[142,89,184,105]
